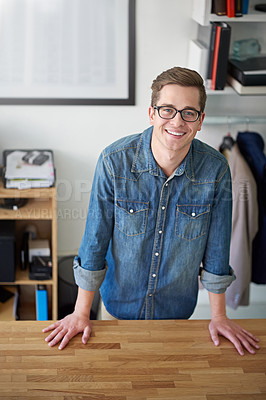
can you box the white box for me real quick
[28,240,50,262]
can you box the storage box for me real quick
[28,240,50,262]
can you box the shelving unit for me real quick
[192,0,266,26]
[0,182,57,320]
[191,0,266,96]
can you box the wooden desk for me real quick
[0,319,265,399]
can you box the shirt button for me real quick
[159,230,162,234]
[149,294,153,297]
[165,183,168,186]
[162,206,166,210]
[155,252,159,256]
[191,212,196,217]
[129,209,134,213]
[152,274,156,278]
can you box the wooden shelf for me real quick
[0,198,53,220]
[0,181,56,199]
[1,267,53,285]
[0,183,57,320]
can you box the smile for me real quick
[165,129,186,137]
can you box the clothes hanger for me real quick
[219,116,235,152]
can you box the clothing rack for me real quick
[204,116,266,126]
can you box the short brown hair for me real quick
[151,66,207,112]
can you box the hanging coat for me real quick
[237,131,266,284]
[224,144,258,308]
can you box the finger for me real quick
[241,333,260,349]
[236,333,259,354]
[45,326,62,343]
[82,326,91,344]
[48,329,68,348]
[42,321,60,333]
[226,334,244,356]
[209,325,220,346]
[241,328,260,342]
[58,332,76,350]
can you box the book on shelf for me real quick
[227,74,266,94]
[211,22,231,90]
[242,0,249,14]
[235,0,243,16]
[212,0,249,17]
[226,0,235,17]
[228,57,266,86]
[206,23,217,88]
[212,0,227,15]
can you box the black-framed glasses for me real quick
[154,106,201,122]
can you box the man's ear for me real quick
[197,112,205,132]
[149,106,155,125]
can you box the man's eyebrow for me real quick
[159,104,199,110]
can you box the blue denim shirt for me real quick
[74,126,235,320]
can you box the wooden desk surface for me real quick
[0,319,265,399]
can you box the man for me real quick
[44,67,259,355]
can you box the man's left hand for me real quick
[209,316,260,355]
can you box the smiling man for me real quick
[44,67,259,355]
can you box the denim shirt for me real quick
[74,126,235,320]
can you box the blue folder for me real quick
[36,285,48,320]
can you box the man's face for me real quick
[149,84,205,157]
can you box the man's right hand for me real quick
[43,287,95,350]
[43,311,92,350]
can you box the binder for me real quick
[211,22,231,90]
[35,285,48,321]
[206,23,217,88]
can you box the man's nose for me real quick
[170,111,184,124]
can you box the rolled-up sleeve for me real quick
[202,163,235,291]
[73,256,107,291]
[73,151,114,291]
[200,266,236,294]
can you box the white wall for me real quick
[0,0,265,317]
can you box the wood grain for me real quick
[0,319,265,399]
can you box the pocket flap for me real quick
[116,200,149,214]
[177,204,210,218]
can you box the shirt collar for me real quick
[131,126,193,179]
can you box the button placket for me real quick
[146,180,170,319]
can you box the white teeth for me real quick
[166,129,185,136]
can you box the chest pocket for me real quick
[175,204,210,241]
[115,200,149,236]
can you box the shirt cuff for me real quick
[200,267,236,294]
[73,256,107,291]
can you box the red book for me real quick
[227,0,235,17]
[211,25,221,90]
[211,23,231,90]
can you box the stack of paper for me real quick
[4,150,55,189]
